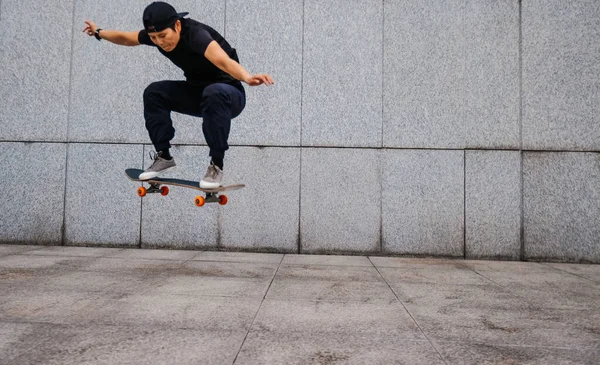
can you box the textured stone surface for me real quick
[464,0,520,148]
[24,246,124,257]
[522,0,600,150]
[523,152,600,262]
[268,264,395,303]
[11,325,246,365]
[384,0,519,149]
[2,245,600,364]
[140,145,219,249]
[253,299,424,340]
[0,323,55,364]
[64,143,142,247]
[302,0,382,147]
[236,332,444,365]
[107,247,197,260]
[69,0,224,145]
[0,0,72,142]
[382,150,464,256]
[90,294,261,331]
[437,342,600,365]
[0,245,39,257]
[192,251,283,264]
[384,0,463,148]
[282,254,372,267]
[226,0,302,146]
[465,151,521,259]
[0,143,66,245]
[546,262,600,284]
[395,282,600,348]
[219,147,300,252]
[300,148,381,253]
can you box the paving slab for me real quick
[0,244,598,364]
[81,257,187,274]
[8,324,246,365]
[21,246,125,258]
[191,251,283,264]
[370,256,466,269]
[282,254,373,267]
[266,279,397,303]
[179,261,279,280]
[147,275,271,298]
[437,342,600,365]
[104,248,197,261]
[252,299,425,341]
[466,265,600,309]
[378,266,491,285]
[395,284,600,348]
[544,262,600,284]
[275,264,382,282]
[0,255,94,271]
[0,322,55,364]
[235,331,445,365]
[90,294,261,332]
[0,245,41,257]
[35,271,164,295]
[0,290,114,325]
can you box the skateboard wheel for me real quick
[218,195,228,205]
[137,187,147,197]
[160,186,169,196]
[195,196,205,207]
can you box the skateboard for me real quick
[125,168,245,207]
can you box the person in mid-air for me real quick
[83,1,274,188]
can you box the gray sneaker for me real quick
[200,163,223,189]
[139,151,176,180]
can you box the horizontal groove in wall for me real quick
[1,140,599,154]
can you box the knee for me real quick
[143,81,166,101]
[202,84,230,105]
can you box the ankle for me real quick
[211,157,223,170]
[158,149,172,160]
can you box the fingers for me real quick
[249,74,274,86]
[82,20,96,36]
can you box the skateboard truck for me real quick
[137,183,169,197]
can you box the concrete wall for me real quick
[0,0,598,262]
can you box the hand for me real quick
[245,74,274,87]
[82,20,99,37]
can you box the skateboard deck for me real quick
[125,168,244,207]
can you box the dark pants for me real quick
[143,81,246,159]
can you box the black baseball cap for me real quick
[143,2,189,33]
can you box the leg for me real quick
[143,81,204,151]
[200,83,246,160]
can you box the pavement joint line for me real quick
[539,262,600,285]
[231,253,285,364]
[367,257,450,365]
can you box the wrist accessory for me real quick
[94,28,103,41]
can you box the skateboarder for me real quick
[83,1,274,188]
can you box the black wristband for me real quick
[94,28,103,41]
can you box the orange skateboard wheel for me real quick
[137,186,147,197]
[218,195,228,205]
[160,186,169,196]
[195,196,205,207]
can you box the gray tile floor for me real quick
[0,244,599,364]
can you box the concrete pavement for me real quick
[0,244,599,364]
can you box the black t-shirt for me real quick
[138,18,241,87]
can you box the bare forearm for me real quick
[97,30,137,46]
[220,59,252,84]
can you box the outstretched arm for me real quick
[204,41,274,86]
[83,20,140,47]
